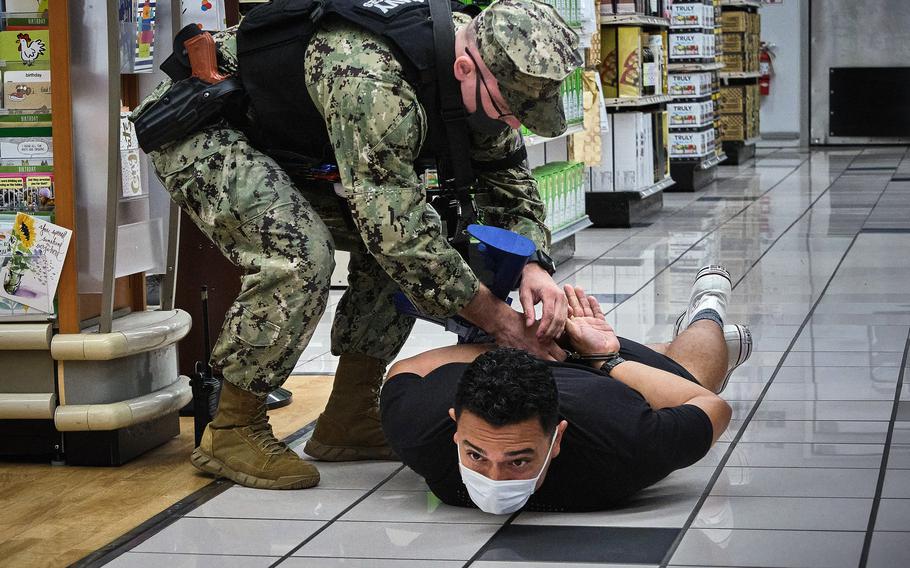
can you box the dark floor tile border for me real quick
[847,167,898,171]
[891,176,910,182]
[71,418,320,568]
[860,228,910,234]
[473,525,679,565]
[697,196,759,202]
[859,329,910,566]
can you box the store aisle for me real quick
[97,146,910,568]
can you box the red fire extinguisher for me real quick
[759,42,775,96]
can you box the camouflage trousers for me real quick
[151,124,415,395]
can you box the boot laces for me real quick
[245,409,289,455]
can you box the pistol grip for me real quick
[185,31,230,84]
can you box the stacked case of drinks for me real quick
[533,161,587,231]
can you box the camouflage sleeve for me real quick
[472,130,551,254]
[309,69,479,318]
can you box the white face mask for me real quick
[457,429,558,515]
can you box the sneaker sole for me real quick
[304,438,399,462]
[190,447,320,490]
[717,324,753,394]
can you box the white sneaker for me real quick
[673,265,732,337]
[717,324,752,394]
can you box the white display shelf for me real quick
[720,0,762,9]
[524,123,584,148]
[719,71,762,80]
[551,215,593,245]
[668,62,726,72]
[602,94,673,108]
[599,13,670,27]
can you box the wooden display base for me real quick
[586,187,666,228]
[722,141,756,165]
[63,411,180,466]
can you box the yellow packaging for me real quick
[599,26,641,98]
[722,11,747,32]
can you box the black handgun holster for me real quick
[133,77,245,154]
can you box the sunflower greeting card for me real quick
[0,212,70,313]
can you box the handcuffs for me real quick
[564,351,627,376]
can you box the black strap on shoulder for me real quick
[472,145,528,173]
[428,0,474,191]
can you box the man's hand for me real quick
[493,309,567,361]
[519,262,568,342]
[563,285,620,354]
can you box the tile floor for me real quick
[104,147,910,567]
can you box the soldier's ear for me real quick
[453,54,475,81]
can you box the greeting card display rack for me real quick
[0,0,190,466]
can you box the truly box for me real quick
[3,69,50,110]
[668,72,713,97]
[670,3,711,30]
[670,129,713,158]
[600,27,641,98]
[669,33,713,61]
[668,101,714,128]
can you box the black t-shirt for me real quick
[379,338,714,512]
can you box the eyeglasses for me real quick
[466,49,516,122]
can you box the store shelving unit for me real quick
[665,0,726,192]
[0,1,191,465]
[585,5,674,228]
[718,0,762,164]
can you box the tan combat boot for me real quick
[191,381,320,489]
[304,353,397,461]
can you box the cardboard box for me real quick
[670,128,714,158]
[3,69,50,110]
[668,101,714,128]
[640,112,654,187]
[670,3,712,30]
[719,85,745,114]
[668,72,713,97]
[653,111,669,182]
[722,53,744,72]
[612,112,642,190]
[719,114,745,141]
[597,114,614,192]
[723,32,744,54]
[600,27,642,98]
[670,33,714,61]
[722,11,747,32]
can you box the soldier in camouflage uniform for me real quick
[133,0,581,490]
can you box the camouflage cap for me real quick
[473,0,582,138]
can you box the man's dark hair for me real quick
[454,347,559,432]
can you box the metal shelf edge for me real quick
[551,216,593,244]
[603,94,673,109]
[599,14,670,27]
[524,123,585,147]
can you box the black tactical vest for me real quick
[236,0,476,187]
